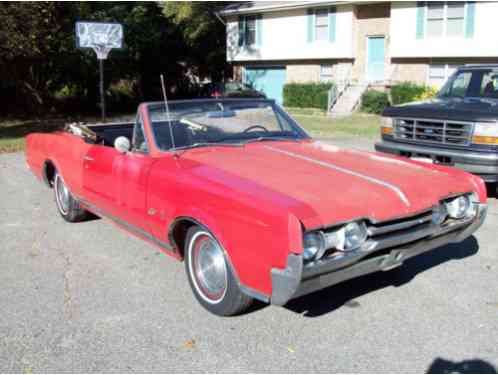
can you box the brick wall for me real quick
[286,64,321,83]
[351,3,391,83]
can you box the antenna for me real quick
[160,74,176,150]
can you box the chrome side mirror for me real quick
[114,136,130,154]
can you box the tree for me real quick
[161,2,230,82]
[0,1,230,115]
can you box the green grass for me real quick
[0,111,381,153]
[291,112,382,139]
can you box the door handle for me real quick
[83,156,94,161]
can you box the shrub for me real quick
[390,82,437,105]
[108,79,139,111]
[283,82,334,110]
[361,90,390,114]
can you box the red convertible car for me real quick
[26,99,488,316]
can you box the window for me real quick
[479,70,498,98]
[446,2,465,36]
[428,64,459,88]
[439,71,472,98]
[320,64,334,82]
[426,2,465,37]
[245,16,256,46]
[132,114,148,153]
[315,9,328,41]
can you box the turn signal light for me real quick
[381,126,393,135]
[472,123,498,145]
[471,136,498,145]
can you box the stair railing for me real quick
[327,78,351,113]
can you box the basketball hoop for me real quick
[76,22,123,60]
[76,21,123,122]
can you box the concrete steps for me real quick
[329,83,368,117]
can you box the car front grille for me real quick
[366,209,435,250]
[393,118,473,146]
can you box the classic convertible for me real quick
[26,99,488,316]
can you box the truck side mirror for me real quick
[114,136,130,154]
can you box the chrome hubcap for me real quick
[191,233,227,303]
[56,176,70,214]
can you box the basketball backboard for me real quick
[76,21,123,59]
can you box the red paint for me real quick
[25,104,488,299]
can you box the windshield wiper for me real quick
[172,142,243,151]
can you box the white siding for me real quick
[226,5,354,61]
[390,1,498,58]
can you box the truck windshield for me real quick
[146,99,309,151]
[439,69,498,99]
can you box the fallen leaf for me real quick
[183,339,196,349]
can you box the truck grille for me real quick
[393,118,473,146]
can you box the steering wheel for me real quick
[243,125,269,133]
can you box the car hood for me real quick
[179,140,477,229]
[383,97,498,122]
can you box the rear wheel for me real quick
[184,226,253,316]
[54,172,88,222]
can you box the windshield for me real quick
[439,68,498,99]
[147,99,309,151]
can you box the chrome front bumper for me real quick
[375,140,498,182]
[270,203,487,306]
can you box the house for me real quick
[219,1,498,111]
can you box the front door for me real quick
[367,36,385,82]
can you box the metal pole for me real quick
[99,58,106,123]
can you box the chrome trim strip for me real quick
[77,198,175,252]
[265,145,411,207]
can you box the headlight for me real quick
[324,221,368,252]
[445,195,472,219]
[432,204,447,225]
[303,232,325,261]
[343,222,368,250]
[472,122,498,145]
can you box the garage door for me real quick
[243,67,286,104]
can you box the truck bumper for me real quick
[375,140,498,183]
[270,203,487,306]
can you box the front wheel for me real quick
[54,172,88,222]
[184,226,253,316]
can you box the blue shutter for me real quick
[466,2,476,38]
[328,6,336,43]
[307,9,315,43]
[416,2,425,39]
[238,16,246,46]
[256,15,263,47]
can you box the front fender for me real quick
[169,204,304,300]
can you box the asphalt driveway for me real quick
[1,139,497,373]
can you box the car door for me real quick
[82,143,120,215]
[113,114,156,233]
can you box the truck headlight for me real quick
[445,195,473,219]
[472,122,498,145]
[303,232,325,261]
[324,221,368,252]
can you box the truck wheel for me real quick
[184,226,253,316]
[54,172,88,222]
